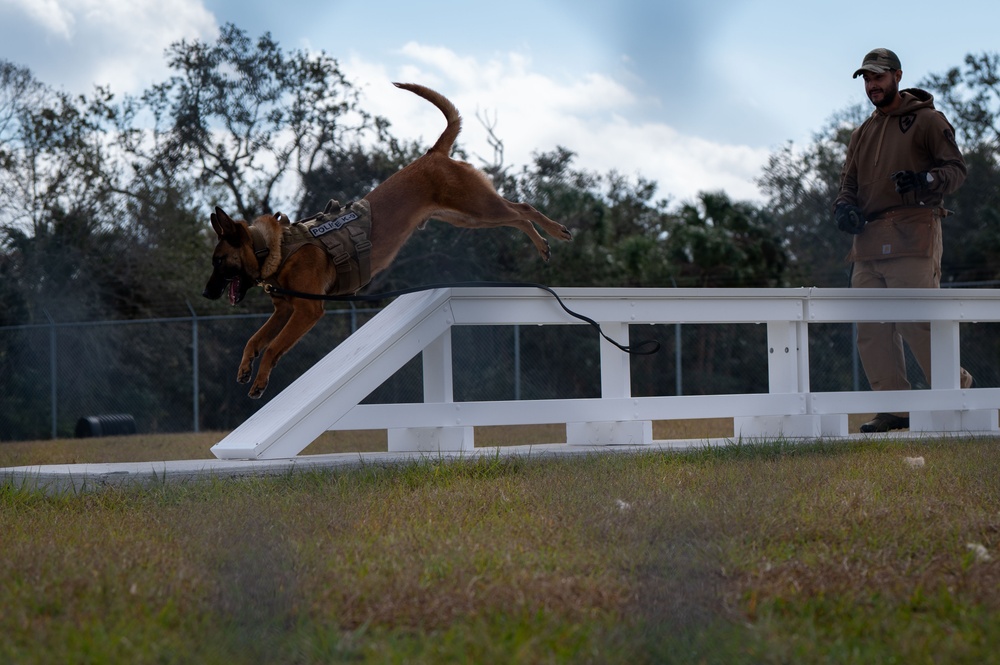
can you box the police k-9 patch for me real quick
[310,211,359,237]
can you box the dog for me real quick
[203,82,572,398]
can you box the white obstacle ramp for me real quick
[212,287,1000,460]
[211,288,457,459]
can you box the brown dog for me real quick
[203,82,572,398]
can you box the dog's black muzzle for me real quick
[203,269,249,305]
[203,270,229,300]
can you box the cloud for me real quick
[0,0,217,94]
[6,0,76,38]
[343,44,768,204]
[0,0,772,206]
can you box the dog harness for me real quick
[255,199,373,296]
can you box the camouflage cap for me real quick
[852,48,901,78]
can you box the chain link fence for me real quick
[1,294,997,442]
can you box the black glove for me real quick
[835,204,867,235]
[891,170,934,195]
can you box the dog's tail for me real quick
[393,82,461,156]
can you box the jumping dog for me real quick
[203,82,572,398]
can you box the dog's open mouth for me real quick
[228,277,242,305]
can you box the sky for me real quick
[1,0,997,205]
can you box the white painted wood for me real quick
[910,409,997,433]
[929,320,961,389]
[766,321,800,393]
[566,420,652,446]
[446,287,808,325]
[808,387,1000,414]
[210,287,1000,460]
[211,289,454,459]
[735,415,827,439]
[331,394,809,429]
[599,322,631,399]
[422,329,453,402]
[387,426,474,452]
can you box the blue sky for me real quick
[2,0,998,204]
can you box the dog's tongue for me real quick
[228,278,240,305]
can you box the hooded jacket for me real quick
[834,88,966,218]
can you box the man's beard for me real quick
[868,79,899,108]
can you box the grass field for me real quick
[1,425,999,663]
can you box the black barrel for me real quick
[74,414,138,438]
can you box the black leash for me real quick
[261,280,661,356]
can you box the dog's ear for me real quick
[210,211,223,238]
[211,206,237,238]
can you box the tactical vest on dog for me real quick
[264,199,373,296]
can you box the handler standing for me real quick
[833,48,972,433]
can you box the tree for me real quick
[755,104,870,287]
[922,52,1000,148]
[145,23,379,221]
[0,61,48,239]
[664,191,787,288]
[0,66,131,322]
[920,52,1000,284]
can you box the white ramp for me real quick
[211,288,454,459]
[211,286,1000,461]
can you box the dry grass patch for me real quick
[1,434,999,663]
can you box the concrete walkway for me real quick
[1,429,953,494]
[2,438,736,494]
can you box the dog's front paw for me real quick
[237,364,253,384]
[556,224,572,241]
[248,381,267,399]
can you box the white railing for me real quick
[211,287,1000,460]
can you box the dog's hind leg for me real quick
[422,160,572,260]
[499,202,574,261]
[433,200,572,261]
[247,298,325,399]
[499,217,558,261]
[500,200,573,243]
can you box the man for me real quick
[833,47,972,433]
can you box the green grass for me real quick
[1,431,999,663]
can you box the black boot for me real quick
[860,413,909,433]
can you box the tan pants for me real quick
[851,211,970,416]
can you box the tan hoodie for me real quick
[834,88,966,218]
